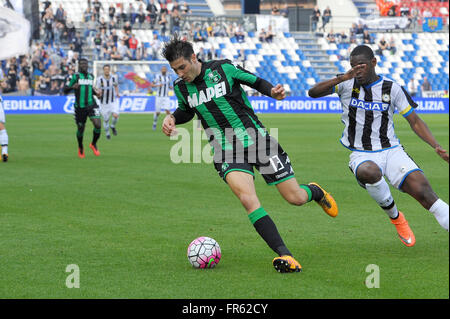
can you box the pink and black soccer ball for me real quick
[187,236,221,269]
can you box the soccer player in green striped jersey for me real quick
[64,58,102,158]
[161,38,339,273]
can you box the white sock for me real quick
[153,113,158,126]
[365,178,399,219]
[429,199,449,232]
[0,129,8,154]
[111,116,118,128]
[103,120,110,135]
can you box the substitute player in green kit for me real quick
[161,38,339,273]
[64,58,102,158]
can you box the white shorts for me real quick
[155,96,171,112]
[99,101,119,120]
[349,145,422,190]
[0,101,5,123]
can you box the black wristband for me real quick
[172,108,195,125]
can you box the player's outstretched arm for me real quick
[405,111,449,163]
[308,64,366,98]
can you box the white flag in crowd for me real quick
[0,6,30,60]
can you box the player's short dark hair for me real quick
[103,64,111,69]
[79,58,88,63]
[162,36,194,63]
[350,45,375,60]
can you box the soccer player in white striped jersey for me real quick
[96,65,120,139]
[0,69,9,162]
[309,45,449,246]
[152,66,173,130]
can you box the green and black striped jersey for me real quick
[173,59,269,150]
[66,72,96,108]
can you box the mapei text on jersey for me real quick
[187,81,227,108]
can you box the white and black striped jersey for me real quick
[96,74,118,105]
[333,76,417,152]
[154,73,171,97]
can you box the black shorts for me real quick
[213,134,295,185]
[74,105,100,125]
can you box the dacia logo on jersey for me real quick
[78,79,94,85]
[188,81,227,108]
[208,70,221,83]
[350,98,389,111]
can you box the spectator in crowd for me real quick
[35,71,51,96]
[93,33,102,60]
[136,3,146,27]
[271,6,280,15]
[64,18,76,43]
[237,49,246,68]
[108,3,116,22]
[423,8,432,18]
[408,78,419,97]
[17,74,31,95]
[126,2,137,25]
[171,8,182,35]
[311,6,320,32]
[388,36,397,55]
[234,24,245,43]
[258,28,267,42]
[147,0,159,29]
[266,25,275,43]
[92,0,103,18]
[400,3,410,17]
[117,4,127,24]
[83,6,93,23]
[363,30,372,44]
[337,30,348,44]
[55,4,66,23]
[110,46,123,60]
[84,15,98,40]
[210,22,223,37]
[180,1,191,15]
[421,77,432,92]
[193,26,206,42]
[158,12,168,35]
[280,3,289,18]
[123,21,132,35]
[326,29,336,43]
[42,8,54,45]
[118,39,131,60]
[387,5,396,17]
[128,33,139,60]
[408,7,420,30]
[375,36,389,56]
[321,6,332,32]
[72,32,84,55]
[149,33,162,60]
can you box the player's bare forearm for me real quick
[309,64,366,98]
[407,113,449,162]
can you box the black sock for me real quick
[76,130,84,150]
[92,127,101,146]
[249,207,292,257]
[300,184,324,202]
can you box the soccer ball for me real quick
[187,236,221,269]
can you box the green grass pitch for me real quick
[0,113,448,299]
